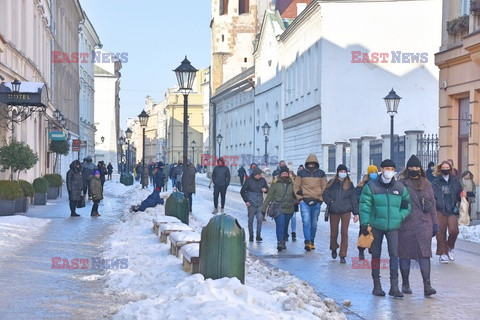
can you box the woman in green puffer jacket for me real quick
[262,166,296,252]
[89,170,104,217]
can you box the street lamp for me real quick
[125,127,132,173]
[118,136,125,173]
[383,88,402,161]
[11,79,21,93]
[174,56,197,170]
[191,140,196,166]
[216,134,223,158]
[138,110,149,188]
[262,122,271,165]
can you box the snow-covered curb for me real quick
[100,182,346,319]
[458,225,480,243]
[0,215,51,258]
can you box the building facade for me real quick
[435,0,480,217]
[94,50,122,171]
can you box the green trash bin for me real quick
[199,214,246,284]
[120,173,133,186]
[165,191,190,225]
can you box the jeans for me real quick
[185,192,193,212]
[300,201,321,242]
[371,228,399,280]
[247,206,263,237]
[172,178,177,189]
[213,185,227,209]
[91,200,100,215]
[290,212,297,233]
[274,213,293,242]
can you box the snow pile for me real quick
[458,225,480,244]
[101,185,345,319]
[0,215,51,257]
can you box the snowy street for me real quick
[1,177,480,319]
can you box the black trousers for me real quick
[213,185,227,209]
[240,176,244,185]
[371,228,399,280]
[69,201,78,215]
[92,200,100,214]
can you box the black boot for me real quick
[389,280,404,298]
[420,258,436,296]
[372,278,385,296]
[331,249,337,259]
[249,234,254,242]
[400,258,412,294]
[291,232,296,241]
[277,242,283,252]
[304,240,311,251]
[281,241,286,250]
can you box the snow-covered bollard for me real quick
[169,231,201,258]
[159,222,193,244]
[152,216,182,236]
[181,243,200,274]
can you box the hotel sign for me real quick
[0,82,49,107]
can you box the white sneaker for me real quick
[221,208,225,213]
[447,249,455,261]
[439,254,450,264]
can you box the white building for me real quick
[94,50,122,171]
[78,12,101,160]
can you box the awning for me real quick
[0,81,49,107]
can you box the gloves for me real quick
[432,223,439,237]
[360,225,369,236]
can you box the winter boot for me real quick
[372,278,385,296]
[71,212,80,217]
[249,235,254,242]
[256,235,263,242]
[291,232,297,242]
[400,259,412,294]
[277,242,283,252]
[401,281,412,294]
[310,240,315,250]
[419,258,436,296]
[423,280,437,296]
[281,241,287,250]
[332,249,338,259]
[304,240,311,252]
[389,280,404,298]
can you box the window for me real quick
[239,0,249,14]
[458,98,470,174]
[220,0,229,15]
[222,34,225,42]
[244,57,247,63]
[461,0,468,15]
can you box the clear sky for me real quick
[80,0,211,130]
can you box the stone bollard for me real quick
[165,191,190,225]
[199,214,246,284]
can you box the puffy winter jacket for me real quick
[323,178,358,215]
[359,176,411,231]
[212,164,230,187]
[66,161,83,201]
[431,174,462,216]
[293,154,327,202]
[262,177,296,214]
[139,190,164,211]
[240,167,269,207]
[154,168,166,189]
[182,164,196,194]
[89,176,104,201]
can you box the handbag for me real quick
[357,226,374,249]
[77,196,86,208]
[458,197,470,226]
[266,184,288,218]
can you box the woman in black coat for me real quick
[323,165,358,263]
[398,155,438,296]
[66,160,83,217]
[431,160,464,263]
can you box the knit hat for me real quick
[252,167,263,176]
[280,166,289,174]
[367,165,378,174]
[155,187,161,191]
[380,159,396,169]
[93,170,100,175]
[336,164,348,173]
[406,155,422,168]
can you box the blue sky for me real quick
[80,0,211,130]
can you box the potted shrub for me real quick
[33,177,49,205]
[0,180,24,216]
[0,138,38,180]
[18,180,34,213]
[44,174,63,199]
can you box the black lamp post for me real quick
[174,56,197,170]
[11,79,21,93]
[383,88,402,161]
[262,122,271,165]
[191,140,196,166]
[119,136,125,172]
[125,127,132,173]
[138,110,149,188]
[216,134,223,159]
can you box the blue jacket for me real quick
[154,168,166,187]
[139,190,164,211]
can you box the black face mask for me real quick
[408,170,420,178]
[441,169,451,176]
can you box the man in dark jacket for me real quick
[130,187,165,212]
[67,160,83,217]
[237,166,246,185]
[107,162,114,180]
[272,160,286,177]
[209,157,231,214]
[241,166,269,242]
[182,160,196,213]
[154,162,166,191]
[359,159,411,298]
[425,161,435,182]
[82,156,96,199]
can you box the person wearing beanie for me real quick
[397,155,438,296]
[355,164,379,260]
[241,166,269,242]
[154,162,167,192]
[210,157,231,214]
[262,166,296,251]
[89,170,103,217]
[359,159,411,297]
[426,161,435,182]
[130,187,165,213]
[323,165,358,263]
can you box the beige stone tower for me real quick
[210,0,270,94]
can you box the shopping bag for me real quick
[458,197,470,226]
[77,196,86,208]
[357,226,374,249]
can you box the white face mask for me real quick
[338,172,347,179]
[383,170,395,180]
